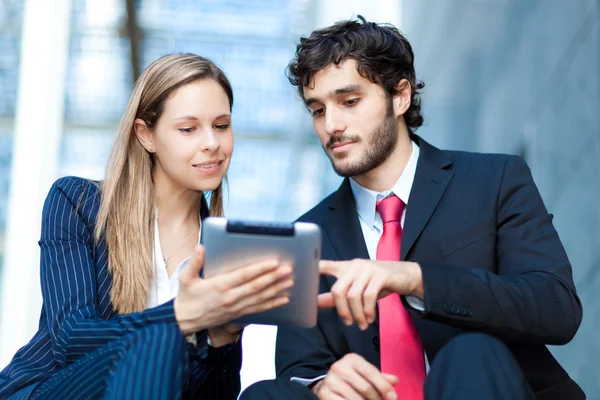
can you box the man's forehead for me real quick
[304,59,363,96]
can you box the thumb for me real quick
[317,292,335,309]
[382,373,398,384]
[179,244,205,285]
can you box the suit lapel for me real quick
[321,179,380,367]
[321,136,455,261]
[401,135,454,260]
[322,178,370,261]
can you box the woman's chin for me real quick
[190,176,225,192]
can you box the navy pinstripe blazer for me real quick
[0,176,242,399]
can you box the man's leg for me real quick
[425,332,534,400]
[29,324,188,400]
[241,378,318,400]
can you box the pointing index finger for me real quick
[318,260,343,277]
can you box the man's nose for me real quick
[324,108,345,136]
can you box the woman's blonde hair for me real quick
[95,53,233,314]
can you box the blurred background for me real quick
[0,0,598,397]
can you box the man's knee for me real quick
[443,332,509,357]
[241,380,273,398]
[427,333,533,400]
[430,332,519,376]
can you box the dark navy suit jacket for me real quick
[0,176,242,399]
[276,135,585,400]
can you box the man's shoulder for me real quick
[443,148,520,165]
[440,148,529,176]
[416,134,521,167]
[296,191,338,224]
[434,148,537,195]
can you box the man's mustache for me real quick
[326,135,361,150]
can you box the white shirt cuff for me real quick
[290,374,327,386]
[406,295,425,311]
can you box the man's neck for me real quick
[353,132,413,192]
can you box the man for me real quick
[242,16,584,400]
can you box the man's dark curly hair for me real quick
[287,15,425,130]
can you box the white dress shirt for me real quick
[146,209,201,309]
[291,141,426,387]
[349,140,424,311]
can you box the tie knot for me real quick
[376,195,405,224]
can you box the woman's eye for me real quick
[345,98,359,106]
[178,127,195,133]
[214,124,230,130]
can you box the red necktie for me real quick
[376,195,425,399]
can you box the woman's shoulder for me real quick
[49,176,101,200]
[44,176,102,218]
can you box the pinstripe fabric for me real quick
[0,176,242,400]
[29,324,188,400]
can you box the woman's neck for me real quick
[153,172,202,227]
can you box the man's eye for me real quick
[312,108,324,117]
[214,124,230,130]
[345,98,360,106]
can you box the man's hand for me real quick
[318,259,423,330]
[313,353,398,400]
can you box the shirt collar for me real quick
[349,140,420,228]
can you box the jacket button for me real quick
[443,302,453,314]
[445,302,460,315]
[372,336,380,352]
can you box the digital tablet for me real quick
[202,217,321,328]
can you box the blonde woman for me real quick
[0,53,293,400]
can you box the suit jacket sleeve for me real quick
[419,156,582,345]
[39,177,241,384]
[276,277,339,382]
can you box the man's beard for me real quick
[324,100,398,178]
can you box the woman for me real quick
[0,53,293,399]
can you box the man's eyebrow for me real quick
[304,84,363,107]
[304,97,319,107]
[334,84,363,95]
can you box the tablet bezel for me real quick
[202,217,321,328]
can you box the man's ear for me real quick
[392,79,412,118]
[133,118,154,153]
